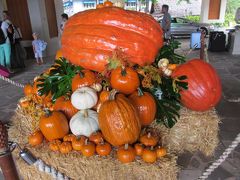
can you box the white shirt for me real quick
[1,21,10,44]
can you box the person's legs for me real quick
[38,51,43,64]
[0,44,5,66]
[2,43,11,68]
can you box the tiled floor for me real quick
[0,39,239,180]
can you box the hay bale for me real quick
[9,109,178,180]
[151,107,220,156]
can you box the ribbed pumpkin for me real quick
[172,59,222,111]
[61,7,163,72]
[98,90,141,146]
[129,88,156,126]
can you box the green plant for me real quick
[185,15,200,23]
[37,58,82,102]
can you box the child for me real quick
[32,32,47,65]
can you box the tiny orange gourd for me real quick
[81,139,96,157]
[117,144,135,163]
[104,0,113,7]
[63,134,76,142]
[59,141,72,154]
[142,147,157,163]
[49,140,61,151]
[99,90,110,102]
[134,143,144,156]
[156,146,167,158]
[96,140,112,156]
[89,131,103,144]
[72,136,86,151]
[28,130,44,146]
[139,132,158,147]
[24,84,33,96]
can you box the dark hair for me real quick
[61,13,68,20]
[3,10,9,16]
[162,4,169,11]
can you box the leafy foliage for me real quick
[149,76,188,128]
[155,40,186,65]
[185,15,200,23]
[37,58,82,102]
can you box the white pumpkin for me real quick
[71,87,98,110]
[70,109,99,137]
[162,67,172,76]
[158,58,169,68]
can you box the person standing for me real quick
[59,13,68,47]
[0,18,12,72]
[161,4,171,41]
[32,32,47,65]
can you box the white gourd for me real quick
[70,109,99,137]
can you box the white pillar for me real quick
[200,0,227,23]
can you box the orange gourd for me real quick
[72,136,86,151]
[110,67,140,94]
[61,7,163,72]
[63,134,76,142]
[89,132,104,144]
[117,144,135,163]
[142,147,157,163]
[72,70,96,91]
[99,90,110,102]
[53,96,78,120]
[98,90,141,146]
[96,140,112,156]
[28,130,44,146]
[103,0,113,7]
[81,139,96,157]
[96,4,104,8]
[59,141,72,154]
[134,143,144,156]
[156,146,167,158]
[24,84,33,96]
[39,111,69,141]
[172,59,222,111]
[49,140,61,151]
[129,88,156,126]
[139,132,158,147]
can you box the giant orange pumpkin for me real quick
[172,59,222,111]
[98,90,141,146]
[61,7,163,72]
[129,88,156,126]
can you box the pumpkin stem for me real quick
[121,67,127,76]
[137,87,144,96]
[109,89,118,100]
[150,146,154,151]
[85,138,88,145]
[124,144,128,150]
[79,71,85,78]
[147,132,151,138]
[44,108,52,117]
[82,110,88,118]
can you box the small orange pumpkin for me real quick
[89,132,103,144]
[63,134,76,142]
[53,96,78,120]
[24,84,33,96]
[104,0,113,7]
[110,67,140,94]
[49,140,61,151]
[129,88,156,126]
[168,64,177,70]
[117,144,135,163]
[134,143,144,156]
[142,147,157,163]
[72,70,96,91]
[28,130,44,146]
[72,136,86,151]
[59,141,72,154]
[99,90,110,102]
[156,146,167,158]
[139,132,158,147]
[96,3,104,8]
[81,139,96,157]
[39,111,69,141]
[96,140,112,156]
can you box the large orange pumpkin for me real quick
[172,59,222,111]
[129,89,156,126]
[53,96,78,120]
[98,90,141,146]
[61,7,163,72]
[39,111,69,141]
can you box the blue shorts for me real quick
[35,51,43,58]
